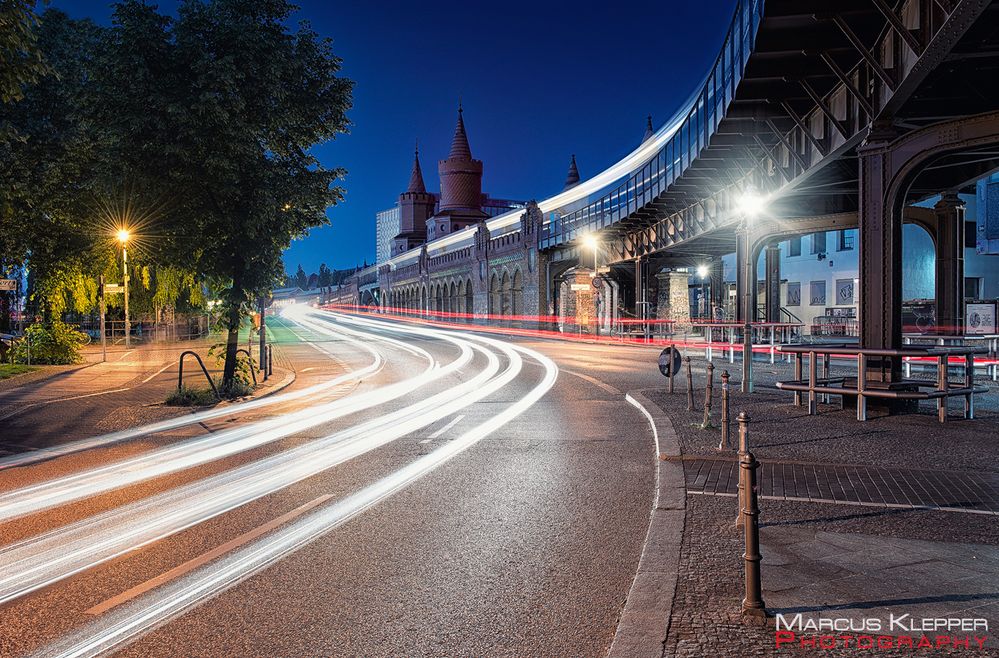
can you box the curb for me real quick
[608,389,686,658]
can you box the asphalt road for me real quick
[0,307,663,657]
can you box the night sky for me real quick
[50,0,738,275]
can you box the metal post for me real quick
[259,301,267,381]
[701,362,715,429]
[735,411,750,525]
[937,354,948,423]
[965,353,975,419]
[123,244,130,350]
[742,322,753,393]
[685,356,694,411]
[793,352,802,407]
[856,353,867,421]
[740,435,766,618]
[668,351,675,394]
[99,275,107,363]
[718,370,731,450]
[807,350,817,415]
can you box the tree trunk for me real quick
[221,302,241,387]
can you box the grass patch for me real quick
[0,364,37,380]
[166,385,220,407]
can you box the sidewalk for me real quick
[638,357,999,657]
[0,337,297,457]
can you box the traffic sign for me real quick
[570,283,589,291]
[103,283,124,294]
[0,279,16,291]
[658,346,681,377]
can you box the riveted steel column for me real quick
[934,192,966,336]
[764,243,781,323]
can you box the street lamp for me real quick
[583,234,601,335]
[736,189,767,393]
[697,264,709,318]
[117,228,131,349]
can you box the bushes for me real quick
[9,322,86,365]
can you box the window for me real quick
[810,281,826,306]
[965,277,982,300]
[812,232,827,255]
[835,279,854,305]
[786,282,801,306]
[788,237,801,257]
[838,230,855,251]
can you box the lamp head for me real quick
[737,190,766,219]
[583,234,598,251]
[696,264,709,279]
[116,229,131,244]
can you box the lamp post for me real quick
[117,229,131,349]
[737,190,765,394]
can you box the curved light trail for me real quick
[32,328,559,658]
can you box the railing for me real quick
[776,344,989,422]
[539,0,764,250]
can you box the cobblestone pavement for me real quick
[682,456,999,514]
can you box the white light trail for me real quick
[33,329,558,658]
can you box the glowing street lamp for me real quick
[582,233,602,336]
[117,228,132,349]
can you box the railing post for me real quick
[793,353,802,407]
[965,353,975,419]
[821,353,830,404]
[718,370,731,450]
[807,350,817,415]
[701,361,715,429]
[740,434,766,618]
[685,356,695,411]
[937,354,948,423]
[856,353,866,421]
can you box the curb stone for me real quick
[608,389,686,658]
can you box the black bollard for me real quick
[717,370,731,450]
[740,438,766,617]
[685,356,694,411]
[701,362,715,429]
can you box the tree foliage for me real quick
[0,0,49,103]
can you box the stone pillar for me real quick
[735,227,756,323]
[858,127,903,383]
[570,268,596,334]
[656,269,692,333]
[764,243,781,323]
[934,192,965,335]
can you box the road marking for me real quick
[625,394,661,510]
[140,362,174,385]
[421,414,466,443]
[301,367,317,372]
[562,369,621,395]
[85,494,335,616]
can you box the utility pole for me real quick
[258,298,268,381]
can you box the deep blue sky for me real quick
[51,0,738,275]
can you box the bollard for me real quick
[685,356,694,411]
[717,370,731,450]
[741,445,766,617]
[735,411,750,526]
[701,362,715,429]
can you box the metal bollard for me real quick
[735,411,750,526]
[717,370,731,450]
[741,444,766,618]
[701,362,715,429]
[793,353,802,407]
[685,356,694,411]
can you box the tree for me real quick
[101,0,352,388]
[317,263,332,288]
[294,264,308,291]
[0,0,49,104]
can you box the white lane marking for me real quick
[33,324,559,658]
[300,367,317,373]
[423,414,465,442]
[625,393,661,511]
[562,368,621,395]
[140,362,173,385]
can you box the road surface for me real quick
[0,307,662,657]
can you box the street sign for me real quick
[0,279,16,291]
[570,283,589,291]
[658,346,681,377]
[103,283,124,294]
[596,266,611,274]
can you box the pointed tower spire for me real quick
[406,141,426,194]
[563,154,580,191]
[448,104,473,161]
[643,114,655,142]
